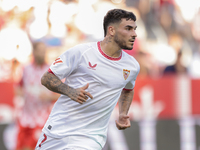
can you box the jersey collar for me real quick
[97,41,122,61]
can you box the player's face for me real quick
[33,43,46,65]
[114,19,137,50]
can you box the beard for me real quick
[114,33,133,50]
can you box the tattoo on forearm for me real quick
[119,90,134,114]
[41,72,75,97]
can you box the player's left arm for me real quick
[115,89,134,130]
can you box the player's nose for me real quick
[132,30,137,37]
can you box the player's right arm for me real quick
[41,71,93,104]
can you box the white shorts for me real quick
[35,132,102,150]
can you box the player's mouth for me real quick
[129,40,135,44]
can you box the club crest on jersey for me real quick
[123,69,130,80]
[88,62,97,70]
[53,58,63,65]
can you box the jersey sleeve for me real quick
[49,45,82,80]
[123,64,140,90]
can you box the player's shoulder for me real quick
[61,42,97,58]
[122,51,140,69]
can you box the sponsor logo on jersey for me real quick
[53,58,63,65]
[123,69,130,80]
[88,62,97,70]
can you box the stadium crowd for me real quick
[0,0,200,83]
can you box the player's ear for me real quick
[108,25,115,37]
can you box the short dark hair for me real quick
[103,9,136,37]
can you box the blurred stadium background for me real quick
[0,0,200,150]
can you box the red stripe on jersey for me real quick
[97,41,122,61]
[48,68,55,75]
[39,134,47,147]
[123,88,133,91]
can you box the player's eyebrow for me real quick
[125,25,137,30]
[134,26,137,30]
[125,25,133,29]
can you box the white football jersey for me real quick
[42,41,140,148]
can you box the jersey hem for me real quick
[48,68,55,75]
[42,128,103,148]
[123,88,134,91]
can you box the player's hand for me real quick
[115,114,131,130]
[69,83,93,104]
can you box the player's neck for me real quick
[101,37,122,58]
